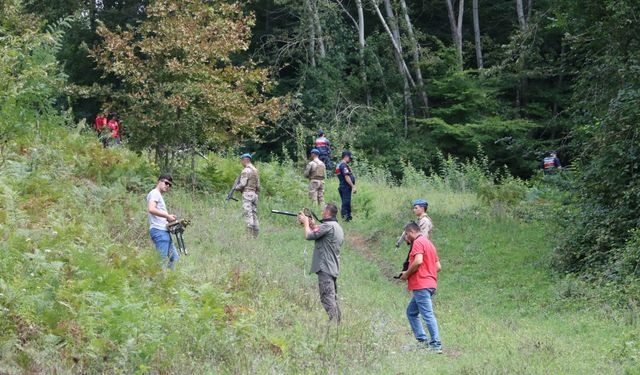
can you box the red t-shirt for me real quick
[108,119,120,138]
[407,235,440,290]
[95,115,107,131]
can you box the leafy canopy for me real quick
[89,0,281,158]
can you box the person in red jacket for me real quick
[107,113,121,145]
[94,113,107,133]
[400,221,443,353]
[94,113,109,147]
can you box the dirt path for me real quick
[346,233,405,281]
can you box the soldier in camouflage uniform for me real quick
[396,199,433,248]
[235,153,261,238]
[303,149,326,206]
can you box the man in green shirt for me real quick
[298,203,344,322]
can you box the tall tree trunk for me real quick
[516,0,527,31]
[372,53,392,103]
[383,0,404,75]
[515,0,532,114]
[399,0,429,114]
[310,0,326,59]
[553,42,565,116]
[371,1,416,87]
[403,78,414,137]
[305,0,317,67]
[372,0,415,136]
[355,0,371,106]
[472,0,483,69]
[385,0,415,126]
[445,0,464,70]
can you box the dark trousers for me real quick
[338,185,352,221]
[319,153,333,175]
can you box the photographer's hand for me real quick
[297,212,309,225]
[167,214,177,222]
[298,213,314,237]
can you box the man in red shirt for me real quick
[94,113,107,133]
[107,114,121,145]
[400,221,443,353]
[94,113,109,147]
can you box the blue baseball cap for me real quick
[412,199,428,207]
[341,150,353,159]
[240,153,252,160]
[310,148,320,155]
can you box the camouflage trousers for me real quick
[242,191,259,236]
[317,271,341,322]
[309,179,325,207]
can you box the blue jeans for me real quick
[149,228,179,270]
[407,288,441,348]
[338,185,352,220]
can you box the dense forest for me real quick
[2,0,639,305]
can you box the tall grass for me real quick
[1,124,637,374]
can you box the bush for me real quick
[0,16,69,164]
[398,147,493,193]
[429,149,493,192]
[476,175,528,216]
[196,153,307,203]
[555,88,640,282]
[351,156,396,187]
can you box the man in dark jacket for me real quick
[335,151,356,222]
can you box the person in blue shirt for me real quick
[335,150,356,221]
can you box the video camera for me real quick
[166,219,191,255]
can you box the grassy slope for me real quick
[1,130,637,374]
[177,178,636,374]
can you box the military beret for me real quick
[412,199,429,207]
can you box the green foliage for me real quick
[0,11,69,162]
[428,71,502,124]
[1,114,637,374]
[86,0,282,172]
[430,149,493,192]
[415,116,542,177]
[0,123,249,373]
[477,175,529,216]
[617,230,640,282]
[556,84,640,279]
[0,0,640,374]
[195,153,308,202]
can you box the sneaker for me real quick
[428,346,443,354]
[402,341,429,352]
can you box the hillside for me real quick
[0,127,637,374]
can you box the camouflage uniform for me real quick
[303,158,326,206]
[236,163,260,237]
[318,271,341,322]
[396,213,433,246]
